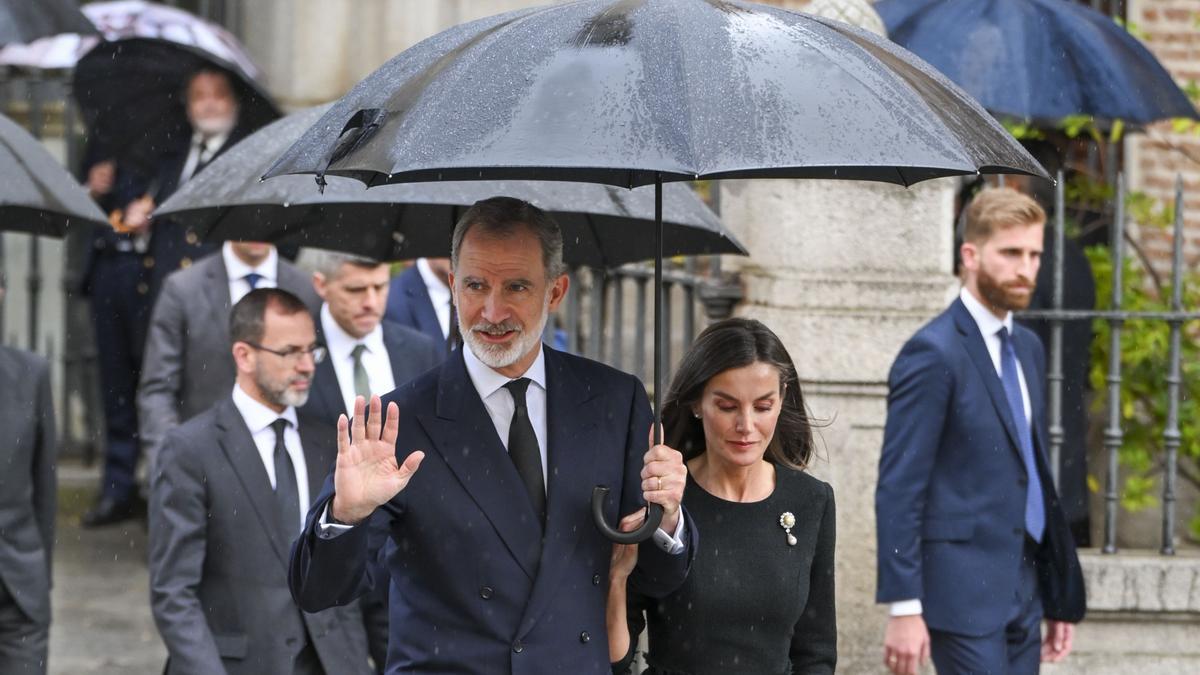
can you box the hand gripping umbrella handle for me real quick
[592,486,663,544]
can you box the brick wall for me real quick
[1125,1,1200,275]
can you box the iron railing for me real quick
[1020,171,1195,556]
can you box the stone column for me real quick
[719,176,959,672]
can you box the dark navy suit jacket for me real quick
[875,298,1085,637]
[290,346,696,674]
[384,266,446,351]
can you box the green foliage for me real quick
[1086,246,1200,524]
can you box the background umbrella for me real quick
[71,1,279,174]
[0,0,95,46]
[266,0,1048,542]
[876,0,1199,126]
[0,112,106,235]
[157,106,745,266]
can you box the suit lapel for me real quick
[519,348,600,631]
[204,256,233,346]
[214,398,291,568]
[951,300,1025,458]
[298,417,336,504]
[403,269,443,341]
[1015,331,1050,461]
[310,323,348,420]
[382,323,407,386]
[417,351,542,581]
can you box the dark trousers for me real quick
[929,541,1044,674]
[0,580,48,675]
[89,252,150,502]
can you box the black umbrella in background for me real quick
[0,112,106,235]
[0,0,95,46]
[266,0,1048,542]
[157,106,745,266]
[74,37,279,175]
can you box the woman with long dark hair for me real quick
[609,318,836,674]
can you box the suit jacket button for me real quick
[480,586,494,600]
[180,257,193,268]
[1018,477,1029,487]
[286,637,297,646]
[592,574,601,586]
[512,639,523,653]
[136,282,149,295]
[143,256,155,268]
[579,631,590,643]
[1013,527,1023,536]
[185,230,199,245]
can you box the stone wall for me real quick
[1124,1,1200,274]
[719,177,959,673]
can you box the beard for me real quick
[192,112,236,137]
[462,293,551,370]
[976,262,1036,312]
[255,368,311,408]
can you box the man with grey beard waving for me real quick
[289,197,697,674]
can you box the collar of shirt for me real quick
[232,382,298,435]
[191,130,230,158]
[462,341,546,402]
[222,241,278,285]
[320,303,387,360]
[960,286,1013,341]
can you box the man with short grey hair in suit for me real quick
[0,274,56,674]
[149,288,372,675]
[138,240,320,469]
[299,250,440,672]
[301,250,440,425]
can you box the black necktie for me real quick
[503,378,545,526]
[271,418,301,537]
[189,140,213,180]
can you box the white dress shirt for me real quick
[178,130,229,184]
[890,287,1033,618]
[321,344,686,554]
[416,258,453,339]
[231,383,310,534]
[320,303,396,417]
[222,242,278,305]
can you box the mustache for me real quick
[471,320,522,335]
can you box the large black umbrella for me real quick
[73,37,280,174]
[157,106,745,266]
[0,0,95,46]
[876,0,1199,126]
[266,0,1048,542]
[0,112,107,235]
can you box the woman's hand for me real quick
[607,508,645,664]
[610,508,645,582]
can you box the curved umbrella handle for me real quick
[592,485,663,544]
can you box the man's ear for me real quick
[231,342,254,375]
[960,241,979,270]
[546,272,569,313]
[312,272,328,301]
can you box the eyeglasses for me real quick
[244,341,327,364]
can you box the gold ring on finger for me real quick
[657,477,663,491]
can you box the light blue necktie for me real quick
[998,327,1045,543]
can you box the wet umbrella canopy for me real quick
[0,112,107,236]
[0,0,95,46]
[265,0,1045,188]
[265,0,1048,543]
[157,106,745,265]
[877,0,1200,125]
[74,34,279,175]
